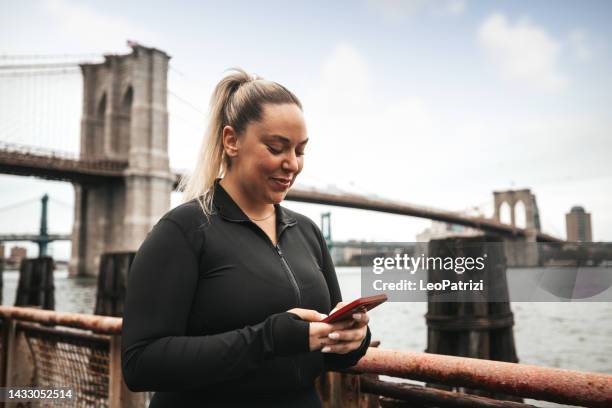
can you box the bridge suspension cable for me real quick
[0,196,40,214]
[49,197,74,210]
[0,62,81,70]
[0,53,101,61]
[0,58,82,153]
[168,90,207,117]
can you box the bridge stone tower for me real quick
[69,44,175,277]
[493,189,541,231]
[493,189,541,266]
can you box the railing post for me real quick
[316,341,382,407]
[0,256,4,305]
[0,317,10,390]
[317,371,361,408]
[0,318,8,408]
[108,334,144,408]
[4,320,36,390]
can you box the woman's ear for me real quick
[222,125,239,158]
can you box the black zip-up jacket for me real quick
[121,178,371,407]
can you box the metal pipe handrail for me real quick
[347,348,612,408]
[0,306,121,334]
[359,376,536,408]
[1,306,610,406]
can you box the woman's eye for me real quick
[297,150,305,156]
[267,146,282,154]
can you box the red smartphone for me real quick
[320,294,388,323]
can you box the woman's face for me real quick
[224,103,308,205]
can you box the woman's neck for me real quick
[219,174,275,220]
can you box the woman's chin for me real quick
[268,191,287,204]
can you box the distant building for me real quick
[416,221,483,242]
[329,241,412,266]
[330,243,362,265]
[416,220,484,257]
[566,206,592,242]
[8,246,27,268]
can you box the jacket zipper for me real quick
[275,243,302,307]
[247,222,304,387]
[274,242,303,387]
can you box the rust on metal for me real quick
[348,348,612,408]
[2,306,611,407]
[0,305,122,334]
[360,376,537,408]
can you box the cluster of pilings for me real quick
[6,252,134,317]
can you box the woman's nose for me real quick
[283,151,300,172]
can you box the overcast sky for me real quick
[1,0,611,261]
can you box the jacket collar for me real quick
[212,178,297,226]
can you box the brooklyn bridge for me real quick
[0,43,562,276]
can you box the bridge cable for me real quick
[0,196,41,214]
[0,53,101,60]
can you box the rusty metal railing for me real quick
[346,348,612,407]
[0,306,610,408]
[0,306,142,408]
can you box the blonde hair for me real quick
[178,68,303,221]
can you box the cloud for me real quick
[43,0,158,52]
[308,44,370,116]
[478,13,567,92]
[445,0,465,16]
[301,42,612,240]
[302,43,444,203]
[568,29,592,62]
[367,0,464,20]
[366,0,431,22]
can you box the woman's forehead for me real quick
[261,134,309,145]
[251,105,307,142]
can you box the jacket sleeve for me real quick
[121,217,310,392]
[312,222,371,370]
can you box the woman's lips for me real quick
[270,177,291,189]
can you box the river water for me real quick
[2,266,610,407]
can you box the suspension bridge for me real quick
[0,43,562,276]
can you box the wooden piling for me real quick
[0,256,4,305]
[90,252,136,406]
[94,252,135,317]
[425,235,520,401]
[14,257,55,310]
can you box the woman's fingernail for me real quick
[353,313,362,320]
[320,313,328,319]
[328,332,339,339]
[321,346,331,352]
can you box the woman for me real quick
[121,68,372,407]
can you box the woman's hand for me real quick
[321,301,370,354]
[286,305,369,354]
[286,308,352,352]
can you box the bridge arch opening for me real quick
[90,93,107,157]
[499,201,512,225]
[117,86,133,156]
[514,199,527,229]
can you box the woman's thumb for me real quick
[303,309,327,322]
[287,308,327,322]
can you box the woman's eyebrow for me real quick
[265,134,309,145]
